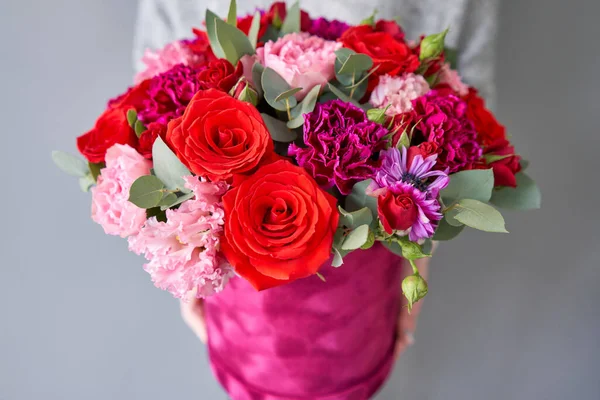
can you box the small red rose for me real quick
[378,190,419,235]
[406,142,440,168]
[77,107,136,163]
[484,139,522,188]
[197,59,243,92]
[464,88,507,146]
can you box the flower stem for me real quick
[285,99,292,120]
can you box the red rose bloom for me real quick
[374,20,406,42]
[221,159,339,290]
[483,139,522,188]
[237,14,268,40]
[267,2,312,31]
[188,29,217,63]
[166,89,274,181]
[339,25,419,91]
[77,107,136,163]
[406,142,439,168]
[378,190,418,235]
[137,122,166,159]
[464,88,506,146]
[197,59,243,92]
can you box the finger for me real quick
[180,292,207,344]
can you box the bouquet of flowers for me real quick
[53,2,540,322]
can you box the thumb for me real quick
[180,291,207,344]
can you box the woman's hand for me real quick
[180,292,207,344]
[394,241,437,358]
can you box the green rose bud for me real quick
[419,28,449,61]
[402,273,428,313]
[230,78,259,106]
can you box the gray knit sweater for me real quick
[134,0,498,107]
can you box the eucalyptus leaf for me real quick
[252,62,265,97]
[160,192,195,211]
[215,17,255,65]
[441,169,495,204]
[444,207,464,227]
[337,53,373,76]
[381,240,403,258]
[205,10,225,58]
[128,175,165,209]
[126,109,137,127]
[134,120,146,138]
[226,0,237,27]
[274,87,303,102]
[453,199,508,233]
[332,247,347,267]
[280,1,300,34]
[490,172,541,210]
[432,217,465,241]
[158,192,178,207]
[261,113,297,142]
[146,207,167,223]
[262,67,295,111]
[286,84,321,129]
[79,174,95,192]
[152,137,191,192]
[260,24,280,43]
[52,151,89,177]
[341,224,370,250]
[444,47,458,70]
[248,11,261,49]
[337,206,373,229]
[327,83,361,107]
[345,179,378,215]
[520,159,530,170]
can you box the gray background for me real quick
[1,0,599,399]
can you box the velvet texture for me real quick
[204,244,402,400]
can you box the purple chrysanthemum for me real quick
[403,91,483,173]
[289,99,389,195]
[308,18,350,40]
[374,147,449,198]
[137,63,205,126]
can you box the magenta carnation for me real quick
[289,99,389,195]
[137,63,204,126]
[308,18,350,40]
[128,176,234,299]
[407,91,483,173]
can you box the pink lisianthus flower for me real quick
[91,144,152,237]
[369,73,430,116]
[257,32,341,100]
[437,63,469,96]
[135,41,202,83]
[128,176,234,299]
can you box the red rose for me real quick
[197,59,243,92]
[237,14,268,41]
[464,88,506,146]
[189,29,217,63]
[378,190,418,235]
[107,79,151,110]
[77,107,136,163]
[165,89,274,181]
[374,20,406,42]
[406,142,440,168]
[221,159,339,290]
[137,122,166,159]
[267,2,312,31]
[484,139,522,188]
[339,25,420,91]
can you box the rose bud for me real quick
[377,190,418,235]
[229,78,259,106]
[402,273,428,313]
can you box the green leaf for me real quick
[338,206,373,229]
[126,109,137,128]
[236,82,259,106]
[261,24,280,42]
[337,53,373,76]
[262,67,296,111]
[287,84,321,129]
[381,240,403,258]
[134,120,146,138]
[334,48,356,86]
[327,83,360,107]
[520,159,530,171]
[205,10,225,59]
[52,151,89,177]
[274,87,303,102]
[397,236,431,260]
[490,172,541,210]
[332,247,348,267]
[419,28,449,61]
[484,153,514,163]
[341,224,370,250]
[152,137,191,192]
[160,192,195,211]
[79,174,95,192]
[432,217,465,241]
[146,207,167,222]
[251,62,265,97]
[366,107,389,124]
[248,11,261,49]
[453,199,508,233]
[345,179,378,215]
[359,9,377,26]
[261,113,297,142]
[226,0,237,27]
[396,130,410,149]
[441,169,494,204]
[280,1,300,34]
[444,207,464,227]
[361,229,376,249]
[128,175,165,209]
[444,47,458,70]
[215,17,255,65]
[158,192,178,207]
[88,162,104,182]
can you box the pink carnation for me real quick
[437,63,469,96]
[135,41,202,83]
[91,144,151,237]
[257,32,341,100]
[369,73,430,116]
[128,176,234,299]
